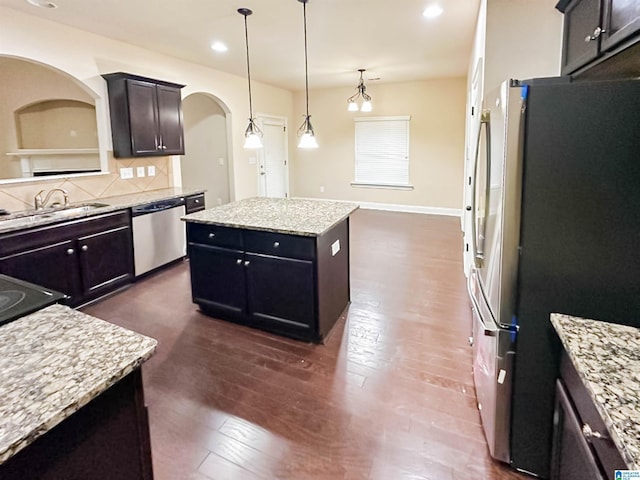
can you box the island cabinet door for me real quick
[189,243,246,318]
[245,253,315,337]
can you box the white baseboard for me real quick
[357,201,461,217]
[293,196,461,217]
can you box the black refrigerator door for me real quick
[510,78,640,477]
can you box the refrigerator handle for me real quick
[471,110,491,268]
[467,270,498,337]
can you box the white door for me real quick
[257,117,288,198]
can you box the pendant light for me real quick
[347,69,372,112]
[297,0,318,149]
[238,8,263,149]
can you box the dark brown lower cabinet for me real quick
[551,380,603,480]
[551,354,627,480]
[0,211,133,306]
[0,368,153,480]
[187,218,350,342]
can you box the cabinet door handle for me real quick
[66,248,75,255]
[273,241,280,248]
[236,259,242,265]
[195,199,200,204]
[208,233,216,238]
[582,423,608,441]
[584,26,605,42]
[244,260,250,267]
[81,245,88,252]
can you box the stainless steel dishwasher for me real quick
[131,197,186,277]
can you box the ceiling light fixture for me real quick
[210,41,228,53]
[347,69,372,113]
[297,0,318,149]
[238,8,263,149]
[422,4,443,19]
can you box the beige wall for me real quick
[0,6,293,211]
[291,78,467,211]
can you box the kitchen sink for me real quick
[0,202,110,229]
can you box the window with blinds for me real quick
[353,116,411,188]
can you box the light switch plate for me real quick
[136,166,146,177]
[218,157,225,166]
[147,165,156,176]
[120,167,133,179]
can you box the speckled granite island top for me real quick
[0,304,157,464]
[182,197,359,236]
[551,313,640,469]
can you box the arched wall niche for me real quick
[0,55,107,182]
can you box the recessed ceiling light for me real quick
[422,4,443,19]
[26,0,58,8]
[211,42,228,53]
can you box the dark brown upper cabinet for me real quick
[102,73,185,158]
[556,0,640,76]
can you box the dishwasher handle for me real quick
[131,197,185,217]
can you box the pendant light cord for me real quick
[243,13,254,119]
[303,0,310,118]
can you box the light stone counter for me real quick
[182,197,359,237]
[551,313,640,469]
[0,187,204,234]
[0,304,157,464]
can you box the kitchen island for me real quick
[183,197,359,342]
[0,304,157,479]
[550,313,639,478]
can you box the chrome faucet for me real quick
[34,188,70,210]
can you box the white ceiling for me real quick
[0,0,481,91]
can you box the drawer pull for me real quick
[66,248,75,256]
[582,423,608,441]
[273,241,280,248]
[81,245,88,252]
[244,260,250,267]
[195,199,201,203]
[236,259,242,265]
[208,233,216,239]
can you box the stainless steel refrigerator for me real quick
[467,76,640,478]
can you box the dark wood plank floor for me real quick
[82,209,528,480]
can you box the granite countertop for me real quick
[0,304,157,464]
[551,313,640,469]
[0,187,204,234]
[182,197,359,237]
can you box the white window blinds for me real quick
[354,116,410,187]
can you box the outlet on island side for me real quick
[147,165,156,176]
[119,167,133,179]
[136,166,145,177]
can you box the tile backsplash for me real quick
[0,153,172,212]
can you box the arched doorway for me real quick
[180,93,231,207]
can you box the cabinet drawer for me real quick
[243,230,316,260]
[560,354,627,473]
[187,223,242,249]
[185,194,205,214]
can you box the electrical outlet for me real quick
[218,157,225,166]
[136,166,146,177]
[320,186,325,193]
[119,167,133,179]
[147,165,156,176]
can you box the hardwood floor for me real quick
[82,209,528,480]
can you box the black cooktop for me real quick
[0,275,66,327]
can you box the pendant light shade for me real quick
[347,69,373,112]
[239,8,263,149]
[297,0,318,149]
